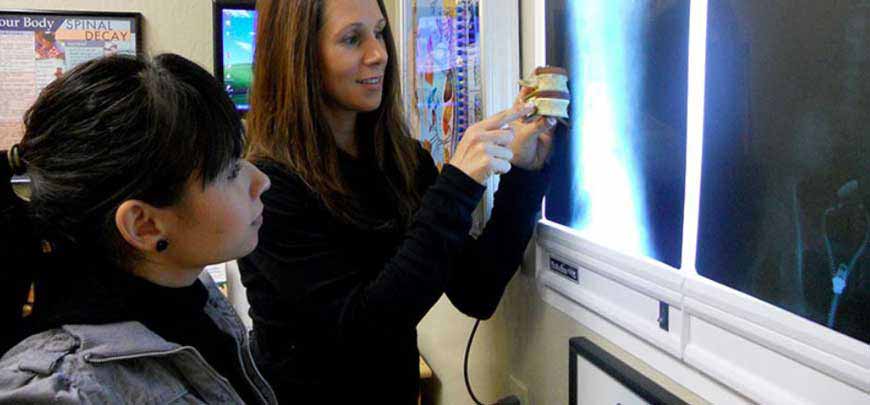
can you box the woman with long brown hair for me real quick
[240,0,556,402]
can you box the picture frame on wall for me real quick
[0,9,143,161]
[569,337,688,405]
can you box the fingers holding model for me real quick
[450,104,535,184]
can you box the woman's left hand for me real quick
[507,86,558,170]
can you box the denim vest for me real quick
[0,273,278,404]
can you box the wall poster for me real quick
[405,0,482,169]
[0,10,141,151]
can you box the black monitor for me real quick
[213,0,256,114]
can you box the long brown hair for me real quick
[246,0,420,227]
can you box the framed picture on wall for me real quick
[569,337,688,405]
[0,9,143,153]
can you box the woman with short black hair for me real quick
[0,54,276,404]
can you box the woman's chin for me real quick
[355,96,383,112]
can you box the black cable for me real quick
[464,319,486,405]
[464,319,522,405]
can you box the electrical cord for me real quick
[464,319,521,405]
[464,319,486,405]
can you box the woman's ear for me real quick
[115,200,167,253]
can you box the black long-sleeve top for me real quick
[238,144,549,404]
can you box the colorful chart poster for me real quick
[408,0,481,169]
[0,12,140,151]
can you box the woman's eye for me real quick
[344,35,360,45]
[227,162,242,181]
[375,30,384,40]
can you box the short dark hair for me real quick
[19,53,243,268]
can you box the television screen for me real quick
[213,0,256,113]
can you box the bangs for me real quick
[152,54,244,188]
[19,53,245,267]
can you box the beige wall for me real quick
[419,251,706,405]
[417,248,612,405]
[0,0,215,71]
[384,0,399,24]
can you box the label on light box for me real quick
[549,257,579,283]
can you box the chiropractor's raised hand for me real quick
[508,86,558,171]
[450,103,536,184]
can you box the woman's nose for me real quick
[250,164,271,199]
[364,39,387,66]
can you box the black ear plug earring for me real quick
[156,239,169,252]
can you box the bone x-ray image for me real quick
[544,0,690,269]
[697,0,869,343]
[544,0,869,343]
